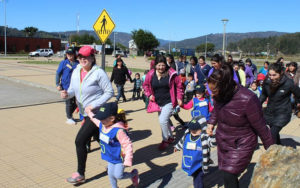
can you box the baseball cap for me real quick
[186,116,207,130]
[66,47,76,54]
[195,84,206,93]
[78,46,96,57]
[179,69,185,74]
[93,102,118,120]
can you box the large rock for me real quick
[249,145,300,188]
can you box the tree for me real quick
[70,33,97,45]
[22,26,38,37]
[131,29,159,52]
[195,43,215,53]
[116,42,127,51]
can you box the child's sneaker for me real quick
[167,137,175,144]
[66,118,76,125]
[158,141,169,150]
[66,172,85,184]
[131,169,139,187]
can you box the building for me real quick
[0,36,61,54]
[128,40,137,56]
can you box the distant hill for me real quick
[0,27,288,50]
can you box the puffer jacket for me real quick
[260,75,300,127]
[143,68,183,108]
[208,85,274,174]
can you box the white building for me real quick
[128,40,137,56]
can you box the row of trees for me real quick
[227,32,300,55]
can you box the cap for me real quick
[257,73,266,81]
[195,84,206,93]
[180,69,185,74]
[93,102,118,120]
[66,47,76,54]
[187,116,207,130]
[78,46,96,57]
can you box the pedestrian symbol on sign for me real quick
[93,9,115,43]
[101,16,107,34]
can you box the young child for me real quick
[132,73,142,100]
[184,73,195,103]
[174,116,216,188]
[179,69,187,90]
[142,70,149,108]
[249,82,260,97]
[182,84,213,121]
[86,102,139,188]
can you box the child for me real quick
[179,69,187,89]
[86,102,139,188]
[182,84,213,121]
[174,116,216,188]
[249,82,260,97]
[132,73,142,100]
[142,70,149,108]
[184,73,195,103]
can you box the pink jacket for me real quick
[143,68,183,108]
[101,122,133,166]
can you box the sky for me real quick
[0,0,299,41]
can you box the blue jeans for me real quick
[192,169,204,188]
[116,84,126,101]
[107,162,134,188]
[158,103,174,141]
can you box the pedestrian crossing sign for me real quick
[93,9,115,43]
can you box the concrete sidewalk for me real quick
[0,60,299,188]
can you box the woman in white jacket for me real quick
[61,46,114,184]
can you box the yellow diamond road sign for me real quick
[93,9,115,43]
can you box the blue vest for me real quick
[99,123,123,164]
[56,59,79,90]
[182,133,203,176]
[191,98,210,120]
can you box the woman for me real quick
[206,64,274,188]
[185,56,197,78]
[194,56,211,84]
[110,58,132,102]
[143,55,183,150]
[166,54,177,72]
[61,46,114,184]
[56,47,79,125]
[260,63,300,144]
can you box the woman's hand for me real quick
[56,86,62,91]
[85,105,94,114]
[149,95,154,101]
[207,124,214,136]
[60,90,68,99]
[177,99,183,107]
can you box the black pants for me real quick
[65,97,77,119]
[192,168,204,188]
[75,117,99,176]
[270,125,282,145]
[222,170,239,188]
[173,113,185,125]
[132,88,141,99]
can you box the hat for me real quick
[78,46,96,57]
[195,84,206,93]
[187,116,207,130]
[93,102,118,120]
[257,73,266,81]
[179,69,185,74]
[66,47,75,54]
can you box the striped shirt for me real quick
[175,128,216,173]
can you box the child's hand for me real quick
[85,105,93,114]
[207,124,214,136]
[60,90,68,99]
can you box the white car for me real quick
[112,50,125,57]
[29,49,54,57]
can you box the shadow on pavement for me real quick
[74,171,108,187]
[128,129,152,143]
[281,138,300,149]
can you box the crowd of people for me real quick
[56,46,300,188]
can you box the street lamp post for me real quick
[205,35,207,59]
[113,32,117,56]
[221,19,229,57]
[4,0,7,56]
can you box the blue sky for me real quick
[0,0,299,41]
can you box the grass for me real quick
[17,60,146,72]
[0,57,29,60]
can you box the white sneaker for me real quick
[66,118,76,125]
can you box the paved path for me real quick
[0,59,299,188]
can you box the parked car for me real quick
[29,49,54,57]
[112,50,125,57]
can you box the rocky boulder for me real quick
[249,145,300,188]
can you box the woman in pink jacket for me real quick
[143,55,184,150]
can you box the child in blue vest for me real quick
[174,116,216,188]
[182,84,213,120]
[86,102,139,188]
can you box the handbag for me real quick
[147,100,161,113]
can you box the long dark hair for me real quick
[211,54,225,67]
[114,58,124,68]
[207,64,237,104]
[155,55,169,71]
[267,63,284,94]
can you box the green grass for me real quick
[18,60,146,72]
[0,57,29,60]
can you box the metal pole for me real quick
[169,42,170,54]
[101,43,105,71]
[205,35,207,59]
[221,19,228,57]
[113,32,115,56]
[4,0,7,56]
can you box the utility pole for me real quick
[113,32,117,56]
[205,35,207,59]
[267,43,270,60]
[221,19,229,57]
[4,0,7,56]
[77,13,80,34]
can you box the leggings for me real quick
[270,126,282,145]
[65,97,77,119]
[75,117,99,176]
[107,162,135,188]
[222,170,239,188]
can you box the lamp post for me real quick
[113,32,118,56]
[221,19,229,57]
[4,0,7,56]
[205,35,207,59]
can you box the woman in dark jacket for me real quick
[260,63,300,144]
[110,58,132,102]
[206,64,274,188]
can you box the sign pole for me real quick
[101,43,105,71]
